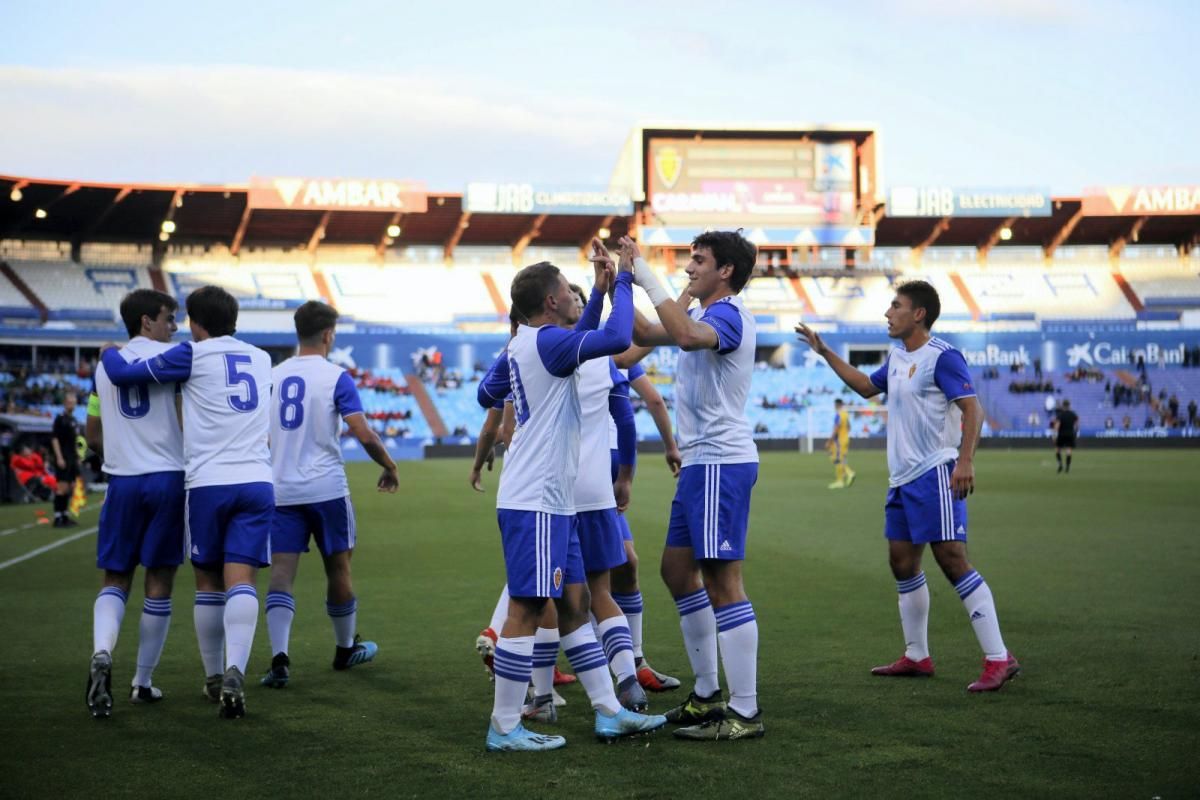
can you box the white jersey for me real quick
[93,336,185,476]
[869,337,977,487]
[575,358,617,512]
[494,325,581,515]
[270,355,364,506]
[675,295,759,467]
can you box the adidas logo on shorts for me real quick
[720,540,733,552]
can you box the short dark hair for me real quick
[835,398,844,406]
[1061,399,1071,409]
[185,285,239,337]
[568,283,587,306]
[119,289,177,338]
[510,262,562,321]
[895,280,941,329]
[692,229,757,292]
[294,300,339,343]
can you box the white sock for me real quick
[327,597,357,648]
[714,601,759,718]
[223,585,259,674]
[530,627,559,699]
[955,570,1008,661]
[92,587,127,655]
[896,573,931,661]
[596,615,637,683]
[265,591,296,656]
[133,597,171,687]
[561,625,620,715]
[491,636,533,734]
[487,586,510,634]
[612,591,644,659]
[194,592,225,676]
[674,588,720,697]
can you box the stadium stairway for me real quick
[0,260,48,322]
[948,272,982,321]
[405,374,449,438]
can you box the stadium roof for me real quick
[2,173,1197,255]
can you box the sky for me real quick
[2,0,1197,195]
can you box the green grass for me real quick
[0,449,1197,799]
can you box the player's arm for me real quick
[335,371,398,493]
[50,422,66,470]
[538,271,634,376]
[613,343,654,370]
[470,405,504,492]
[630,372,681,476]
[934,349,981,500]
[85,392,103,458]
[476,352,510,409]
[795,324,883,399]
[574,249,612,332]
[499,400,515,445]
[100,341,193,387]
[609,390,636,512]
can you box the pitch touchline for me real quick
[0,526,98,571]
[0,504,100,537]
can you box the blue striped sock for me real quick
[135,598,172,687]
[266,591,295,612]
[327,597,357,648]
[93,587,128,654]
[674,588,711,617]
[954,570,984,600]
[612,591,644,615]
[142,597,172,617]
[99,586,128,604]
[492,644,533,684]
[714,600,756,633]
[897,572,927,594]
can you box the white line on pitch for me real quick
[0,526,98,571]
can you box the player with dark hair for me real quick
[83,288,185,717]
[100,285,275,718]
[49,392,81,527]
[259,300,399,689]
[827,398,857,490]
[797,280,1020,693]
[1053,399,1079,474]
[628,230,765,740]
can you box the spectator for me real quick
[1122,415,1132,430]
[1168,395,1180,423]
[1104,417,1115,430]
[1189,399,1197,427]
[1027,410,1041,427]
[10,442,57,501]
[1033,358,1042,379]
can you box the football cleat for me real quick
[333,635,378,671]
[218,666,246,719]
[476,627,498,680]
[486,721,566,752]
[552,665,576,685]
[130,685,164,704]
[594,707,667,742]
[85,650,113,719]
[636,659,681,692]
[967,653,1021,692]
[827,480,846,490]
[551,687,566,707]
[844,468,857,487]
[521,693,558,724]
[204,674,223,703]
[663,690,726,725]
[260,652,290,688]
[674,707,765,741]
[616,674,648,712]
[871,655,935,678]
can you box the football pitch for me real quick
[0,449,1197,799]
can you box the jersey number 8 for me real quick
[278,376,306,431]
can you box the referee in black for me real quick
[1053,399,1080,474]
[50,391,81,527]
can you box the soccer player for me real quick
[50,392,81,527]
[99,285,275,718]
[260,301,398,689]
[827,398,857,489]
[1053,399,1079,474]
[609,354,683,692]
[83,289,185,717]
[476,245,665,751]
[627,231,765,741]
[796,280,1020,692]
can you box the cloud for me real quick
[886,0,1096,25]
[0,64,629,186]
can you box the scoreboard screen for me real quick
[645,137,860,228]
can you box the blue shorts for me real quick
[576,508,628,573]
[271,496,357,557]
[666,463,758,560]
[186,482,274,568]
[885,461,968,545]
[497,510,586,598]
[97,471,186,572]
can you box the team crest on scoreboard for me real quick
[655,146,682,189]
[553,567,563,591]
[908,363,917,378]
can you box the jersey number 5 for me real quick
[278,376,305,430]
[224,354,259,413]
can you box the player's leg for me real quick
[317,497,377,671]
[186,486,228,700]
[524,602,562,721]
[53,462,75,527]
[874,479,935,676]
[262,504,305,686]
[87,474,141,718]
[676,463,763,740]
[830,442,845,489]
[577,509,642,709]
[842,439,856,486]
[922,462,1018,692]
[487,510,565,751]
[1055,445,1063,473]
[1064,445,1073,473]
[131,471,186,703]
[477,585,509,678]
